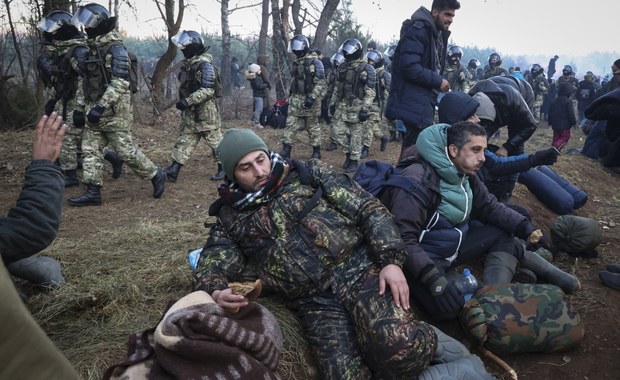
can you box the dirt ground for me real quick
[1,97,620,379]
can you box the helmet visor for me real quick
[340,42,358,56]
[171,31,201,49]
[367,50,381,63]
[288,38,306,53]
[37,17,63,33]
[72,7,101,29]
[331,53,344,66]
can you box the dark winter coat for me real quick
[549,84,577,131]
[469,76,538,155]
[380,125,534,279]
[576,79,597,111]
[385,6,449,128]
[245,70,269,99]
[0,161,64,265]
[585,87,620,167]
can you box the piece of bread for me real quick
[228,279,262,301]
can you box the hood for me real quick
[471,92,496,122]
[438,92,479,124]
[417,124,462,184]
[91,30,123,45]
[411,7,437,36]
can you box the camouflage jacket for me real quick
[77,32,133,131]
[557,75,579,97]
[287,52,326,117]
[443,63,471,92]
[526,74,549,98]
[483,65,509,79]
[178,51,221,131]
[193,159,407,300]
[329,58,376,122]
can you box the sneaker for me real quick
[254,123,264,129]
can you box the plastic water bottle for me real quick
[458,268,479,301]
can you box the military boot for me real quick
[104,150,124,179]
[342,153,350,169]
[165,160,183,182]
[344,159,359,173]
[151,168,166,198]
[280,143,292,159]
[68,184,102,207]
[64,169,79,188]
[380,136,389,152]
[360,146,370,159]
[325,141,338,151]
[483,251,518,285]
[8,256,65,289]
[520,250,580,294]
[210,163,225,181]
[311,146,321,159]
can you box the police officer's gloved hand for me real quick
[420,264,464,314]
[304,95,315,109]
[73,110,85,128]
[529,147,559,166]
[176,98,189,111]
[87,104,106,123]
[358,108,368,122]
[44,99,58,116]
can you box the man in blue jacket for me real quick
[385,0,460,151]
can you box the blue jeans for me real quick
[252,97,264,124]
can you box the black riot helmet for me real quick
[530,63,544,77]
[72,3,116,38]
[468,58,481,70]
[339,38,363,61]
[366,50,384,68]
[331,52,345,68]
[563,65,573,76]
[171,30,207,59]
[288,35,310,58]
[38,10,82,41]
[488,52,502,67]
[447,46,463,65]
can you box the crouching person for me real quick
[381,122,578,321]
[193,128,494,379]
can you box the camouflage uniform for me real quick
[78,32,158,187]
[482,65,509,79]
[557,73,580,110]
[282,51,326,149]
[50,38,88,171]
[172,50,223,165]
[194,160,437,379]
[443,62,471,93]
[526,73,549,122]
[330,58,376,162]
[325,63,345,148]
[363,66,391,150]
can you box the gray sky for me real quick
[112,0,615,57]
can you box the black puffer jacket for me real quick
[469,76,537,154]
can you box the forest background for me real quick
[1,0,618,130]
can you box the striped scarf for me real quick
[217,152,289,211]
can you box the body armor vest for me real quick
[290,58,317,95]
[336,61,369,105]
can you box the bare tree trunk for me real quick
[291,0,302,35]
[270,0,289,100]
[220,0,232,96]
[4,0,26,83]
[150,0,185,113]
[313,0,339,49]
[257,0,270,56]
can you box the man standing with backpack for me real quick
[68,3,165,206]
[164,30,225,182]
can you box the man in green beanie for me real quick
[192,127,495,379]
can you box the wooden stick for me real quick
[478,346,518,380]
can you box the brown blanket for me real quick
[104,291,283,380]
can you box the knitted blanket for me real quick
[104,291,283,380]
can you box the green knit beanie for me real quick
[217,128,269,182]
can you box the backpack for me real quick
[352,159,432,207]
[460,283,584,354]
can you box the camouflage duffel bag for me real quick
[459,283,584,354]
